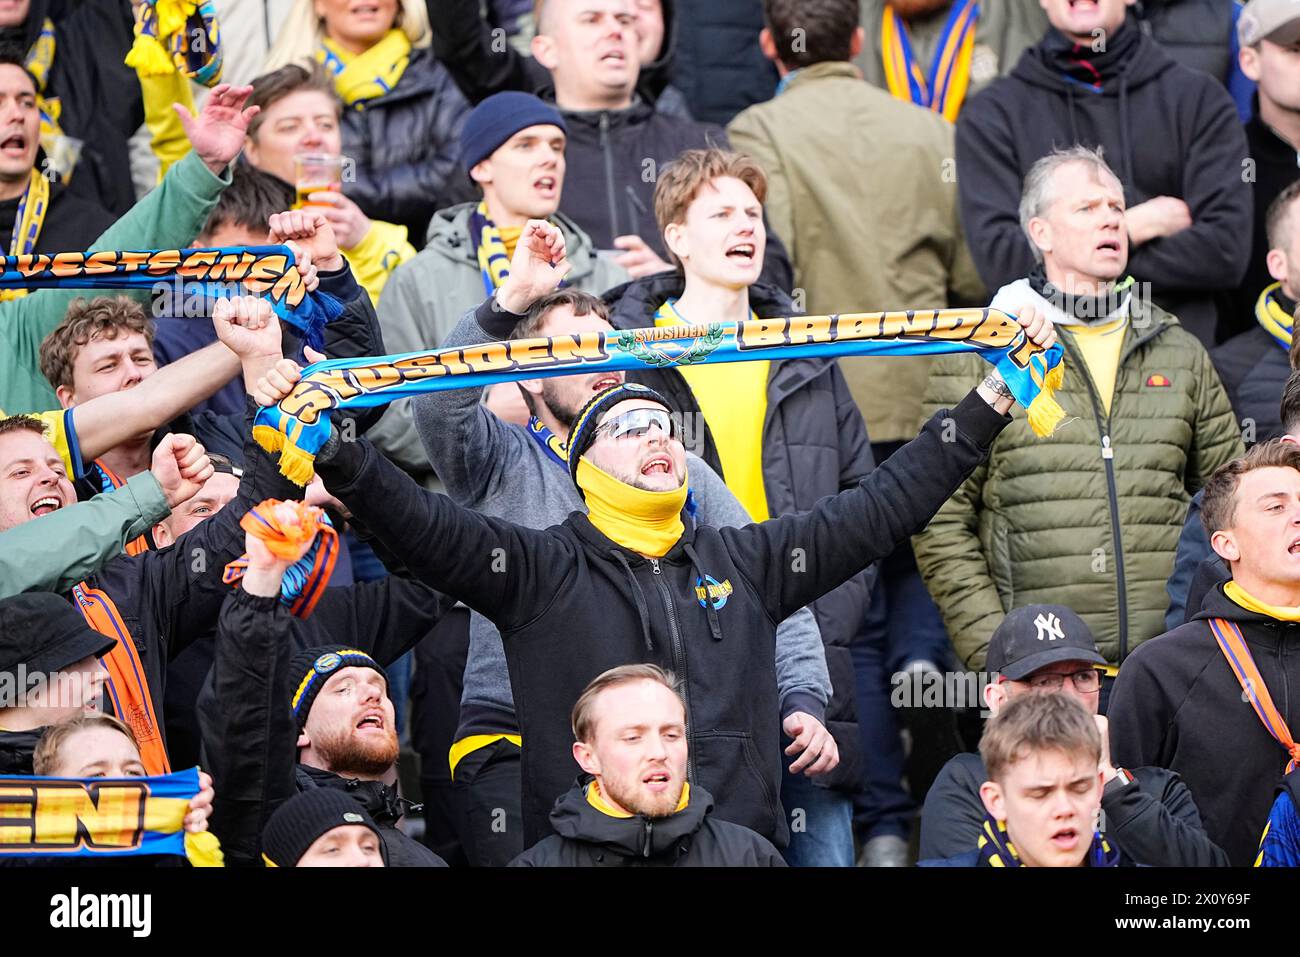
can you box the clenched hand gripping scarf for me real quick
[0,767,222,865]
[253,307,1067,484]
[222,499,340,618]
[0,245,343,349]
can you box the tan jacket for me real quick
[728,61,985,441]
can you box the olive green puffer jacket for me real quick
[913,291,1243,669]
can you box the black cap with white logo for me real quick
[987,604,1107,680]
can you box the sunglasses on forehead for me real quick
[593,407,679,441]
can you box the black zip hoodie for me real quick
[1109,583,1300,865]
[511,778,785,867]
[956,16,1251,343]
[602,272,875,795]
[315,388,1007,848]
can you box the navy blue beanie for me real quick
[460,91,568,171]
[567,382,674,489]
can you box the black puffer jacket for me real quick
[511,779,785,866]
[604,273,875,796]
[340,46,473,244]
[1134,0,1235,84]
[4,0,142,216]
[295,764,446,867]
[1212,325,1292,446]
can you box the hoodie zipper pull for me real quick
[650,559,662,575]
[643,820,653,858]
[1101,435,1114,460]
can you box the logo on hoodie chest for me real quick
[695,576,733,610]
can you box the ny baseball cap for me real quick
[1239,0,1300,48]
[986,604,1106,681]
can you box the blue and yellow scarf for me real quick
[253,307,1067,484]
[124,0,224,86]
[1256,281,1294,354]
[318,28,411,107]
[977,814,1118,868]
[0,169,51,301]
[0,767,222,865]
[881,0,979,122]
[23,17,74,183]
[469,201,514,296]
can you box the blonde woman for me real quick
[262,0,472,241]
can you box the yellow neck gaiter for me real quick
[576,457,686,558]
[1225,580,1300,623]
[587,779,691,818]
[499,224,522,260]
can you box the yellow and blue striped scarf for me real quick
[22,17,75,183]
[1256,281,1293,354]
[0,169,50,301]
[977,814,1118,867]
[0,767,222,865]
[318,28,410,107]
[469,201,513,296]
[881,0,979,123]
[124,0,224,86]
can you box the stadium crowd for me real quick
[1,0,1299,871]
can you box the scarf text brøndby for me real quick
[253,308,1067,484]
[0,767,222,865]
[0,245,343,349]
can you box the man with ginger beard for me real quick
[287,645,447,866]
[855,0,1047,117]
[511,664,785,866]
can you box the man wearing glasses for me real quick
[919,604,1227,866]
[254,247,1054,849]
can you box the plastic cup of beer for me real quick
[294,153,344,209]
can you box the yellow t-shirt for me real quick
[655,301,771,521]
[1062,315,1128,415]
[0,407,81,478]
